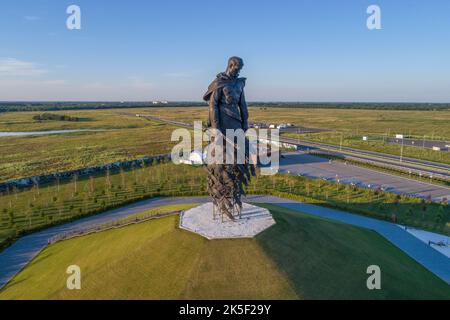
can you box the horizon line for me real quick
[1,101,450,105]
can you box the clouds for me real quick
[0,73,156,101]
[24,16,40,21]
[0,57,159,100]
[163,72,192,78]
[127,76,153,89]
[0,58,48,77]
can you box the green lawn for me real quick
[257,204,450,299]
[1,204,448,300]
[95,203,200,229]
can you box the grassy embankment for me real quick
[1,204,449,300]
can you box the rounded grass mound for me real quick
[1,204,449,300]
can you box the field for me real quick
[2,102,449,112]
[1,204,448,300]
[1,107,449,182]
[284,131,450,165]
[0,109,180,182]
[137,107,450,164]
[131,107,450,138]
[1,161,449,251]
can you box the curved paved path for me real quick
[0,195,449,289]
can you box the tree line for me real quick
[1,102,449,112]
[32,113,84,122]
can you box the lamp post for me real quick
[400,137,404,162]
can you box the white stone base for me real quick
[179,202,276,240]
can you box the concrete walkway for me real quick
[180,203,275,239]
[0,195,449,289]
[400,226,450,258]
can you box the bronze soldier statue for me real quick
[203,57,255,221]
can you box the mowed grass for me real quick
[0,214,297,300]
[1,204,448,300]
[97,203,200,229]
[257,204,450,299]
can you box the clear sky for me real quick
[0,0,449,102]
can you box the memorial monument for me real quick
[179,57,275,239]
[202,56,255,221]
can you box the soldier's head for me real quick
[226,56,244,78]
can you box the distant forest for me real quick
[0,102,205,112]
[32,113,84,122]
[0,102,449,112]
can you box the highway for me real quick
[386,137,449,151]
[281,136,450,176]
[280,152,450,202]
[135,113,450,180]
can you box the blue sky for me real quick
[0,0,449,102]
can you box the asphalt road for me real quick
[280,152,450,201]
[280,136,450,176]
[387,138,449,151]
[135,114,450,178]
[1,195,449,290]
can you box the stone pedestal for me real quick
[179,202,275,240]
